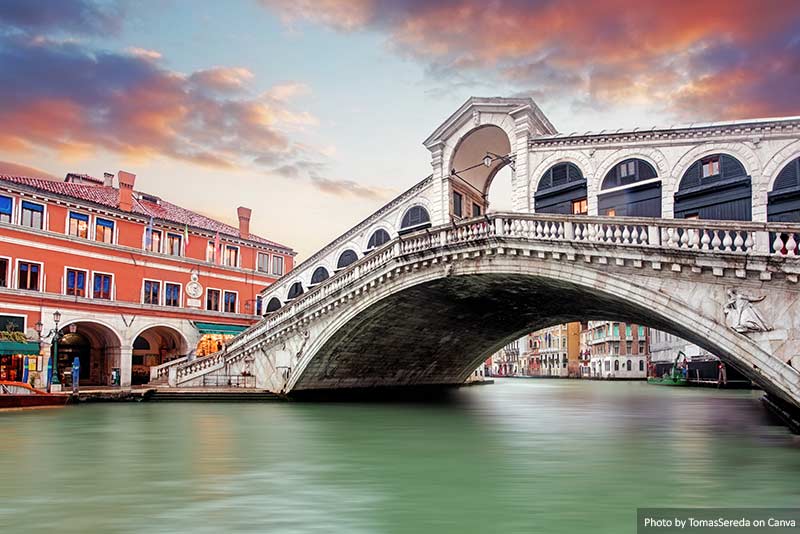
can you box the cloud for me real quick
[265,81,311,102]
[126,47,162,61]
[0,160,58,179]
[309,175,394,200]
[0,0,123,35]
[262,0,800,121]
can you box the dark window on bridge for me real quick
[768,157,800,223]
[265,297,281,313]
[675,153,750,221]
[399,206,431,232]
[310,266,329,285]
[287,281,304,300]
[472,203,482,216]
[337,249,358,269]
[598,159,661,217]
[535,163,587,215]
[367,229,391,250]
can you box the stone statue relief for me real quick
[724,289,771,333]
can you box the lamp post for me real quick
[35,311,76,393]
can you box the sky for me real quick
[0,0,799,259]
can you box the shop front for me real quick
[194,322,248,357]
[0,341,42,384]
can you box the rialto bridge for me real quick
[169,97,800,409]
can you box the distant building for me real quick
[523,323,581,377]
[0,171,295,388]
[648,329,714,363]
[584,321,648,379]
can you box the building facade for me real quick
[0,171,294,388]
[583,321,649,379]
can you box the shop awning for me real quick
[0,341,40,356]
[194,322,248,336]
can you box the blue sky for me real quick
[1,0,798,258]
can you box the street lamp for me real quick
[35,311,75,392]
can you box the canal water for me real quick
[1,379,798,533]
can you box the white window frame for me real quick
[165,232,183,257]
[0,193,14,224]
[223,289,238,314]
[206,240,216,263]
[256,251,270,273]
[164,281,183,308]
[63,266,89,297]
[91,270,115,301]
[142,278,162,306]
[205,287,222,312]
[223,244,240,268]
[94,216,116,245]
[66,210,92,239]
[0,255,10,289]
[272,255,284,276]
[18,199,47,230]
[14,258,44,292]
[143,227,163,254]
[0,312,26,333]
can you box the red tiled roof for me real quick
[0,174,292,252]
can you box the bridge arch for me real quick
[674,151,753,220]
[597,157,662,217]
[58,319,123,385]
[365,227,392,252]
[529,152,594,214]
[265,297,282,313]
[336,248,359,270]
[286,280,305,300]
[767,155,800,223]
[397,204,431,233]
[284,251,798,407]
[310,265,331,286]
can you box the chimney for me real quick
[103,172,114,187]
[237,206,251,240]
[117,170,136,212]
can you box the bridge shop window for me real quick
[68,211,90,238]
[287,281,304,300]
[399,205,431,234]
[366,229,391,251]
[310,266,330,285]
[598,159,660,217]
[265,297,282,313]
[675,153,751,221]
[768,157,800,223]
[0,195,12,223]
[453,191,463,218]
[534,163,587,215]
[336,249,358,270]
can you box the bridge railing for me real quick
[224,213,800,358]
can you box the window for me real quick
[17,261,40,290]
[206,289,221,311]
[143,280,160,305]
[0,195,11,223]
[272,255,284,276]
[147,229,162,253]
[701,156,720,178]
[206,241,216,263]
[166,233,182,256]
[614,360,620,371]
[256,297,263,316]
[93,273,112,300]
[66,268,87,297]
[224,245,239,267]
[0,258,7,287]
[223,291,237,313]
[21,201,43,229]
[337,250,358,269]
[400,206,430,229]
[257,252,270,273]
[472,203,482,217]
[287,281,304,300]
[68,212,89,238]
[604,360,610,371]
[571,198,588,215]
[367,229,391,250]
[626,360,632,371]
[95,218,114,243]
[453,191,463,217]
[618,161,636,178]
[310,266,329,285]
[165,283,181,307]
[605,208,616,217]
[265,297,281,313]
[639,360,645,371]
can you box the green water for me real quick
[1,379,798,533]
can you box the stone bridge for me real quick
[168,97,800,409]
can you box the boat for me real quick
[0,381,70,409]
[647,351,690,386]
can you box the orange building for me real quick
[0,171,294,388]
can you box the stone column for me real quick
[120,346,132,389]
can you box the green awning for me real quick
[0,341,40,356]
[194,322,248,336]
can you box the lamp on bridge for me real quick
[35,311,78,392]
[483,152,515,171]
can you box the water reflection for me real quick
[1,380,798,533]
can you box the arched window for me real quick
[535,162,587,215]
[675,153,751,221]
[598,159,661,217]
[639,360,644,371]
[768,157,800,223]
[367,229,391,250]
[265,297,281,313]
[310,266,329,285]
[614,360,620,371]
[133,336,150,351]
[400,206,430,231]
[287,281,304,300]
[337,249,358,269]
[626,360,632,371]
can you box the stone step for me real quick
[148,389,282,402]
